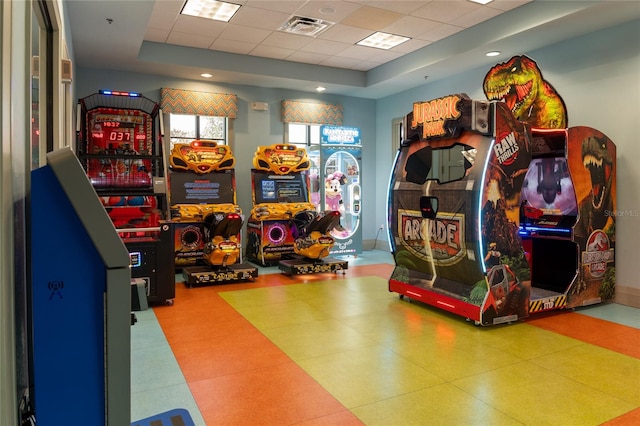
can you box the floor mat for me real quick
[131,408,195,426]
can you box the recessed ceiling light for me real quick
[316,86,326,92]
[469,0,493,5]
[357,32,410,50]
[181,0,241,22]
[486,51,500,57]
[201,73,213,78]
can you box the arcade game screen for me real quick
[520,157,577,217]
[85,107,153,188]
[253,172,308,204]
[170,171,235,205]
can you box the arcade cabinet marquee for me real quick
[387,94,616,326]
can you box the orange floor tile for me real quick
[152,262,639,425]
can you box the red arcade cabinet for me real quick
[76,90,175,306]
[388,94,616,325]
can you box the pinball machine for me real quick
[76,90,175,305]
[387,94,616,325]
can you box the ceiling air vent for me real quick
[278,16,333,37]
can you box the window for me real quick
[169,113,227,150]
[285,123,320,146]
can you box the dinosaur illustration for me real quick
[483,55,567,129]
[576,135,614,236]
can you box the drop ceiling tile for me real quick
[366,1,425,15]
[391,38,431,54]
[369,50,404,64]
[319,56,364,69]
[350,60,379,71]
[491,0,533,12]
[340,5,404,31]
[171,15,226,37]
[286,50,331,65]
[244,0,306,14]
[382,16,443,38]
[144,27,170,43]
[147,0,183,29]
[451,6,503,29]
[336,44,381,61]
[317,24,372,44]
[210,39,257,55]
[300,39,351,56]
[230,5,291,30]
[419,23,465,42]
[261,31,313,50]
[249,44,295,60]
[294,1,363,22]
[412,1,480,24]
[219,24,271,44]
[166,31,216,49]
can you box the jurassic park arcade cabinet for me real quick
[520,127,616,311]
[169,140,258,286]
[246,144,348,274]
[388,94,616,326]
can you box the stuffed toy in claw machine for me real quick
[325,171,347,213]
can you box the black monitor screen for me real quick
[253,172,308,204]
[170,171,235,204]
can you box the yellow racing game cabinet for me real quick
[169,140,257,286]
[245,144,348,274]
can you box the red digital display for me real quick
[107,129,131,142]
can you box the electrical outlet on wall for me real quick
[379,224,384,230]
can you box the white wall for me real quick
[374,19,640,306]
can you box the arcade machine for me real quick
[308,125,363,255]
[520,127,616,312]
[245,144,348,274]
[31,148,130,426]
[76,90,175,306]
[169,140,258,286]
[388,94,616,325]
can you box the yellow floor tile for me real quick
[262,318,379,360]
[297,344,445,408]
[530,343,640,405]
[452,361,635,425]
[351,383,523,426]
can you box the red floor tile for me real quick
[189,362,357,425]
[525,311,640,359]
[154,265,387,424]
[601,407,640,426]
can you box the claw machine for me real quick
[308,125,362,255]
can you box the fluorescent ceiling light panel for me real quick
[469,0,493,5]
[357,32,410,50]
[181,0,240,22]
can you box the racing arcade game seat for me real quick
[245,144,348,275]
[169,140,257,286]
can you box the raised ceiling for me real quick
[66,0,640,99]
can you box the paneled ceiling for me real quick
[66,0,640,99]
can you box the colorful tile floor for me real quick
[132,250,640,425]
